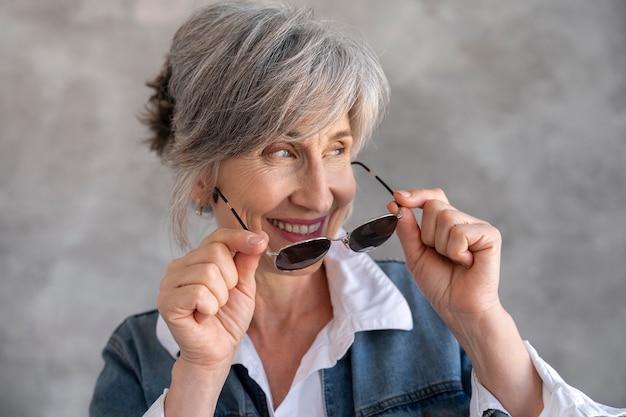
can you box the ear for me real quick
[191,180,212,208]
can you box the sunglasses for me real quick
[213,161,403,271]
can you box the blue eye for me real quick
[271,148,293,158]
[262,144,294,159]
[329,146,345,156]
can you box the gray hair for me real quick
[142,0,390,250]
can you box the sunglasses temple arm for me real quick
[351,161,395,196]
[213,188,250,231]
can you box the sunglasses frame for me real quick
[213,161,402,271]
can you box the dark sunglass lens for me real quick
[275,238,332,271]
[348,215,398,252]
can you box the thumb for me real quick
[232,231,268,290]
[388,201,426,267]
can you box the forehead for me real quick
[285,113,352,141]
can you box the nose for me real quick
[290,160,335,213]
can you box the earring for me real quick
[193,198,204,216]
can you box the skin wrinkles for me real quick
[208,114,356,278]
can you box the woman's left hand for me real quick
[389,188,503,322]
[390,188,545,417]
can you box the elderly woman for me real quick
[90,2,625,417]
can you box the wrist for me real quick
[445,305,544,417]
[437,297,505,344]
[165,357,232,417]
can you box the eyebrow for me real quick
[329,129,353,140]
[285,128,353,140]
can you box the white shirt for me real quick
[146,243,626,417]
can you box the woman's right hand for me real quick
[157,228,268,370]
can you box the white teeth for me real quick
[270,219,321,235]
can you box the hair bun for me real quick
[142,57,175,157]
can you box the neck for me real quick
[248,265,333,410]
[252,265,331,329]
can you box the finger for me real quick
[166,248,238,292]
[160,262,231,309]
[425,201,489,267]
[168,229,267,312]
[199,228,267,251]
[231,232,268,295]
[448,223,501,269]
[169,229,268,289]
[421,198,457,248]
[183,263,231,306]
[198,228,268,260]
[392,188,452,250]
[387,200,426,264]
[158,282,223,326]
[444,223,475,268]
[392,188,450,210]
[170,282,223,318]
[431,207,482,260]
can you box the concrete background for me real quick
[1,0,625,415]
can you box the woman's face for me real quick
[212,114,356,274]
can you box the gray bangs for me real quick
[168,3,388,165]
[155,1,389,249]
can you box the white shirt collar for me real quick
[156,239,413,363]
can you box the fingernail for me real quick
[248,235,265,245]
[397,190,411,197]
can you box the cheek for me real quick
[328,171,356,226]
[216,162,283,227]
[212,200,243,230]
[336,171,356,208]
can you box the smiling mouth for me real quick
[268,219,322,235]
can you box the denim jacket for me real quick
[90,260,509,417]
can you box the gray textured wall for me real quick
[1,0,625,415]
